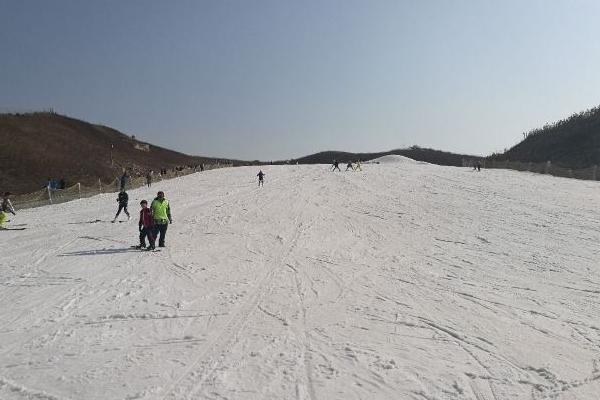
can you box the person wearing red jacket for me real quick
[137,200,155,250]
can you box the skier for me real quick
[146,171,153,188]
[331,160,341,171]
[136,200,155,250]
[345,162,354,171]
[257,170,265,187]
[0,192,16,229]
[476,161,482,172]
[113,189,131,222]
[355,160,362,171]
[120,171,129,191]
[151,191,172,247]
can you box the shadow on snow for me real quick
[59,248,138,256]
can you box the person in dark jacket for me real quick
[257,170,265,187]
[113,190,130,222]
[331,160,341,171]
[136,200,155,250]
[120,172,129,191]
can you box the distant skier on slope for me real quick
[136,200,155,250]
[355,160,362,171]
[151,191,172,247]
[120,171,129,191]
[331,160,341,171]
[113,190,131,223]
[346,162,354,171]
[0,192,16,229]
[476,161,482,172]
[257,170,265,187]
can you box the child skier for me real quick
[136,200,155,250]
[257,170,265,187]
[0,192,16,229]
[113,189,130,222]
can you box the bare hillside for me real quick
[0,112,241,194]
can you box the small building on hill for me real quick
[134,143,150,152]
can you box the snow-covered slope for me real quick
[1,163,599,400]
[369,154,425,165]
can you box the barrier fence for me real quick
[13,164,232,210]
[462,159,599,181]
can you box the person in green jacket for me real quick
[0,192,16,229]
[151,191,172,247]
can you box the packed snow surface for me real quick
[369,154,425,165]
[2,163,600,400]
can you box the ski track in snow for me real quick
[1,163,600,399]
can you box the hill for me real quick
[0,112,244,194]
[285,146,478,166]
[488,105,600,169]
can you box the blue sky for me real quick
[2,0,600,160]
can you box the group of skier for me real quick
[1,167,265,240]
[112,189,172,251]
[256,162,363,188]
[1,162,490,237]
[331,160,362,172]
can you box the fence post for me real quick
[77,183,81,199]
[47,187,53,205]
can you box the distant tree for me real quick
[488,104,600,168]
